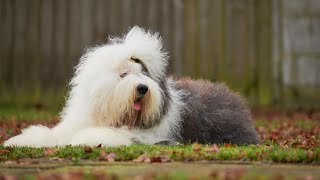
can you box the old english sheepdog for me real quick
[4,26,259,147]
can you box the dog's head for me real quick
[67,26,171,128]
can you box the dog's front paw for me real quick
[4,135,27,147]
[69,128,133,147]
[3,125,57,147]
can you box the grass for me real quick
[0,108,319,164]
[0,107,319,179]
[0,143,319,164]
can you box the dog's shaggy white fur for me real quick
[4,26,259,147]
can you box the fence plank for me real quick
[147,0,157,31]
[80,0,95,49]
[173,0,184,75]
[12,0,28,92]
[1,0,13,90]
[121,0,133,32]
[225,0,248,90]
[209,0,224,81]
[95,0,108,42]
[40,0,54,90]
[217,0,228,82]
[53,0,68,88]
[161,0,173,73]
[271,0,283,104]
[244,0,257,102]
[66,0,81,82]
[184,0,197,77]
[108,0,119,34]
[199,0,210,79]
[26,0,41,93]
[0,0,3,90]
[256,0,273,105]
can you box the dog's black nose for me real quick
[137,84,148,95]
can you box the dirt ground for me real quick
[1,161,320,179]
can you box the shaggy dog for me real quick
[4,26,259,147]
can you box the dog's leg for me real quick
[3,125,58,147]
[69,127,133,147]
[50,119,93,146]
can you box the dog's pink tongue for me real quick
[134,102,142,111]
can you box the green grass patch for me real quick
[0,144,319,164]
[0,107,319,167]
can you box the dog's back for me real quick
[173,77,260,145]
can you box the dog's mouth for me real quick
[133,98,143,111]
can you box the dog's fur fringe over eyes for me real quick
[4,26,260,147]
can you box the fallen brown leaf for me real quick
[206,144,220,152]
[133,154,151,163]
[84,146,93,153]
[224,143,236,148]
[99,151,116,162]
[43,148,58,156]
[192,143,202,151]
[150,155,172,163]
[105,152,116,162]
[0,149,10,155]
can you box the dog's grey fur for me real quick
[171,77,260,145]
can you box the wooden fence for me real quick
[0,0,319,108]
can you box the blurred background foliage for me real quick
[0,0,319,112]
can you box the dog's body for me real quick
[4,27,259,147]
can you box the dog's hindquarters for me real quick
[174,78,260,145]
